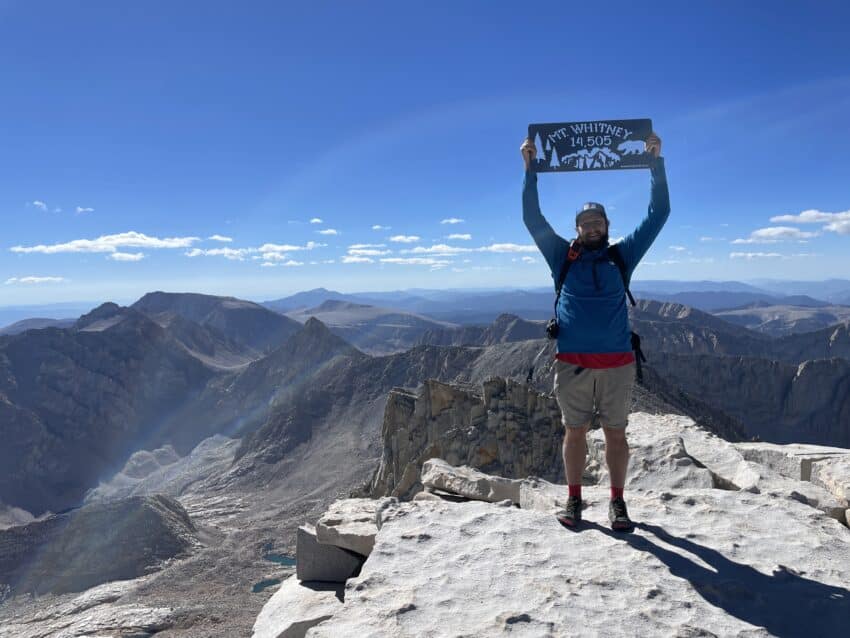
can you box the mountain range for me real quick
[2,287,849,636]
[3,289,849,519]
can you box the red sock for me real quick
[611,487,624,500]
[568,485,582,499]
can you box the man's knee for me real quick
[563,424,590,443]
[602,426,628,447]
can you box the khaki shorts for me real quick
[553,360,635,429]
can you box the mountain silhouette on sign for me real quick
[561,146,621,169]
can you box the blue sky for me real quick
[2,1,849,305]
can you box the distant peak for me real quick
[313,299,371,312]
[301,316,334,335]
[75,302,124,328]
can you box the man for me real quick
[520,132,669,531]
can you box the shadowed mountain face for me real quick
[648,354,850,446]
[0,494,196,596]
[0,305,218,514]
[132,291,302,353]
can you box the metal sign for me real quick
[528,118,653,172]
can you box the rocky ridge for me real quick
[255,406,850,638]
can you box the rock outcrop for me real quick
[0,495,196,596]
[369,378,564,499]
[307,493,850,637]
[266,411,850,637]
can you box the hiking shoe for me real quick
[556,495,583,528]
[608,497,635,532]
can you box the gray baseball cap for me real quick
[576,202,608,224]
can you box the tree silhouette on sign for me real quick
[534,133,545,163]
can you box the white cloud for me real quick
[732,226,819,244]
[440,218,464,224]
[30,200,48,211]
[342,255,374,264]
[769,209,850,235]
[11,231,201,254]
[389,235,421,243]
[5,276,66,284]
[380,257,452,266]
[260,252,290,261]
[402,242,537,256]
[753,227,818,240]
[699,236,723,242]
[669,245,686,252]
[521,256,536,263]
[825,220,850,235]
[185,247,253,261]
[403,244,472,255]
[208,234,233,242]
[769,208,850,224]
[348,243,386,249]
[75,206,94,214]
[184,239,326,263]
[261,257,305,267]
[109,252,145,262]
[448,233,472,240]
[310,218,323,224]
[372,224,391,230]
[729,252,783,259]
[479,243,537,253]
[317,228,339,235]
[348,248,391,256]
[259,241,325,252]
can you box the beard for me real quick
[580,231,609,251]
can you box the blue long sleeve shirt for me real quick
[523,157,670,354]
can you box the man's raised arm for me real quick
[616,132,671,276]
[521,138,568,276]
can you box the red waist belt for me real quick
[556,352,635,369]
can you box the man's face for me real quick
[576,212,609,248]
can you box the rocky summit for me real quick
[255,411,850,638]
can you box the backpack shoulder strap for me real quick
[607,244,636,306]
[555,239,582,293]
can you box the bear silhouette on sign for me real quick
[617,140,645,155]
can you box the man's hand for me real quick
[520,137,536,170]
[645,132,662,158]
